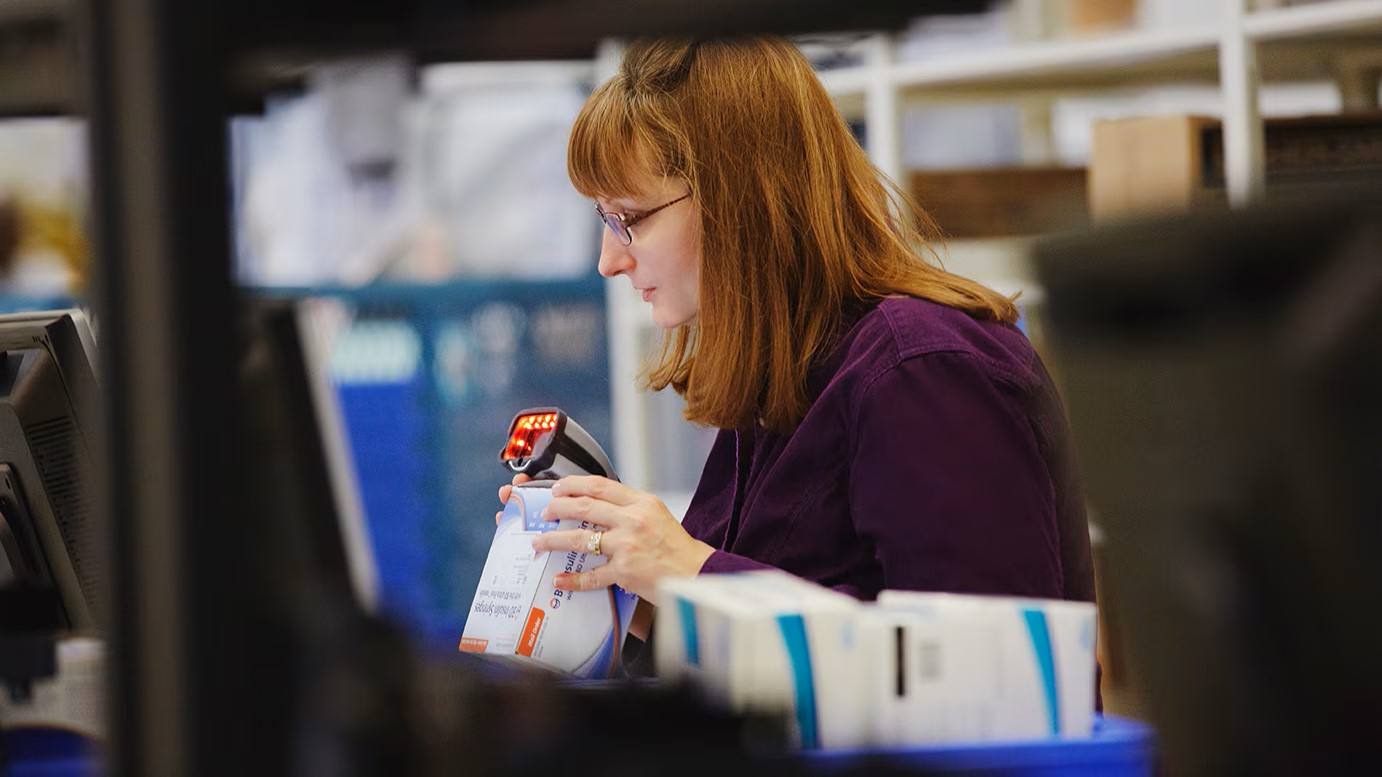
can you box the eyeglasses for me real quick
[595,193,690,246]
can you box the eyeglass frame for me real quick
[594,193,691,246]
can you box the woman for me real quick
[500,37,1095,620]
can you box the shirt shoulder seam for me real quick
[850,346,1032,441]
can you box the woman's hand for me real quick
[495,473,532,525]
[530,475,714,603]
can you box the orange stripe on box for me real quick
[517,607,545,657]
[458,636,489,653]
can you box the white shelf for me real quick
[820,23,1222,109]
[890,25,1222,99]
[1246,0,1382,41]
[819,1,1382,112]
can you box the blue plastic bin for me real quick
[802,715,1156,776]
[3,709,1154,777]
[558,676,1156,776]
[3,729,102,777]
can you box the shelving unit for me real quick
[818,1,1382,188]
[819,4,1382,110]
[813,0,1382,291]
[818,24,1223,104]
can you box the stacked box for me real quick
[874,591,1098,744]
[656,573,1099,750]
[655,570,870,750]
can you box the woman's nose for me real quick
[596,228,634,278]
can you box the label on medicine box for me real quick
[873,591,1098,744]
[460,483,638,679]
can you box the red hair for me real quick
[569,37,1018,432]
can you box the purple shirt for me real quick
[682,296,1096,605]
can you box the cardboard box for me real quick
[655,571,870,750]
[1088,114,1212,221]
[909,167,1089,239]
[875,591,1098,743]
[1089,112,1382,222]
[459,483,638,679]
[1066,0,1137,34]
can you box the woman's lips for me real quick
[641,287,655,302]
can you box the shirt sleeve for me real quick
[697,548,777,574]
[849,351,1065,598]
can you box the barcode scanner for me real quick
[498,408,618,482]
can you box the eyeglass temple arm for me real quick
[624,193,690,229]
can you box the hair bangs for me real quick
[567,81,663,201]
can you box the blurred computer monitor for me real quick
[236,297,379,615]
[1033,194,1382,776]
[0,310,103,633]
[0,300,381,634]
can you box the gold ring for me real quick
[586,530,603,556]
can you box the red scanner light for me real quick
[502,412,559,461]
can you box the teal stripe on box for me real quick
[1022,607,1060,735]
[677,598,700,666]
[776,614,820,749]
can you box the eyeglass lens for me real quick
[598,206,633,246]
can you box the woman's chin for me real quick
[651,307,696,329]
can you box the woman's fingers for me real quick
[497,474,533,505]
[554,564,614,592]
[543,495,627,527]
[531,528,605,555]
[551,475,641,506]
[506,474,705,599]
